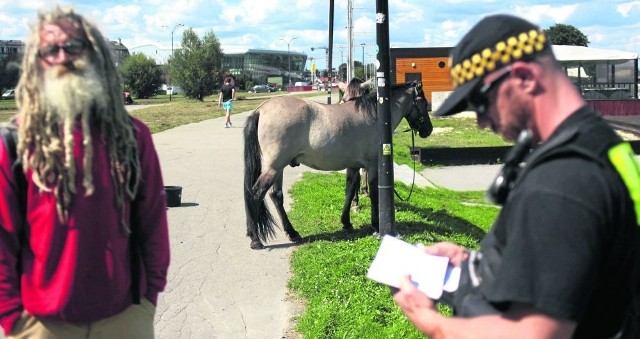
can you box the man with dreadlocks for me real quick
[0,6,170,338]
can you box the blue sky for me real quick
[1,0,639,69]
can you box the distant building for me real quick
[107,38,130,67]
[223,49,307,85]
[0,40,25,61]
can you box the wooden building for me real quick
[390,45,640,115]
[390,47,452,107]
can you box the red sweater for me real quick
[0,118,170,335]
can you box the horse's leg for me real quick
[244,113,280,250]
[246,170,279,250]
[341,168,360,231]
[367,170,380,234]
[360,168,369,196]
[268,172,303,243]
[350,168,361,211]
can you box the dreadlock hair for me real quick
[15,6,141,231]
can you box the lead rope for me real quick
[393,87,420,202]
[393,128,417,202]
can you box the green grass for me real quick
[392,117,510,171]
[286,172,499,338]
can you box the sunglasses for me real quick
[469,66,512,116]
[37,39,87,59]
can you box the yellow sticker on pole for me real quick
[382,143,392,156]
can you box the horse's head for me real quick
[405,81,433,138]
[340,78,372,103]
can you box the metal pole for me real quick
[170,32,173,102]
[376,0,395,236]
[361,43,365,79]
[347,0,354,81]
[169,23,183,102]
[327,0,334,105]
[280,37,297,85]
[338,46,344,81]
[288,44,291,84]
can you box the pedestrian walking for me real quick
[219,77,235,128]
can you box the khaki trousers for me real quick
[8,298,156,339]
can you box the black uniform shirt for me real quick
[480,107,640,338]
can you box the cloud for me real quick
[513,4,578,23]
[616,1,640,16]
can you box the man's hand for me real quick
[393,274,441,335]
[423,242,469,267]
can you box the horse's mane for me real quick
[353,92,378,119]
[353,81,417,119]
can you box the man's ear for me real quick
[511,62,538,94]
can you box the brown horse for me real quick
[243,81,433,249]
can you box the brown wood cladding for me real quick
[395,57,452,103]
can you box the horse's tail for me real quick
[243,111,276,242]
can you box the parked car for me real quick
[250,84,273,93]
[1,89,15,100]
[316,82,339,91]
[267,83,283,91]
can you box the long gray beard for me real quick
[42,59,108,121]
[37,58,109,197]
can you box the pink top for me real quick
[0,118,170,334]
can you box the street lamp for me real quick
[279,37,297,85]
[360,43,365,80]
[336,46,345,81]
[169,23,184,102]
[311,46,329,84]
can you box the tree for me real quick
[0,53,22,92]
[120,53,163,99]
[543,23,589,47]
[170,28,225,101]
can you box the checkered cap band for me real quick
[450,29,547,88]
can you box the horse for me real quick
[243,81,433,249]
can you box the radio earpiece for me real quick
[487,129,533,205]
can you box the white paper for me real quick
[367,235,460,299]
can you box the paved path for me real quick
[153,111,306,339]
[152,93,344,339]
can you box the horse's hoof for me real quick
[250,240,265,250]
[351,204,360,212]
[342,224,355,232]
[288,233,304,243]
